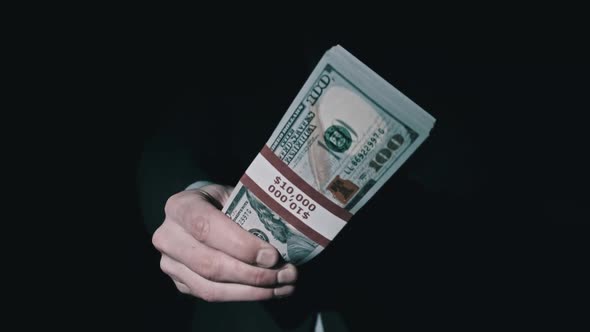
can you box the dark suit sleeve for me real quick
[137,128,211,234]
[136,91,225,235]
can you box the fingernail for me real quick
[277,266,297,284]
[256,248,277,268]
[274,285,295,298]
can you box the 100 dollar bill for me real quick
[222,45,435,265]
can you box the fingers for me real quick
[173,279,191,294]
[158,187,298,301]
[154,220,297,287]
[165,190,280,268]
[160,255,295,302]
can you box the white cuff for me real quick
[185,180,215,191]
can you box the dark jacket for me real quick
[137,42,587,330]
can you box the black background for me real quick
[31,25,589,330]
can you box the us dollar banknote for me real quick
[222,45,436,265]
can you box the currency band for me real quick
[241,145,351,245]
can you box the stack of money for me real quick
[222,45,436,265]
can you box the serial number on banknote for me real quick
[344,127,386,175]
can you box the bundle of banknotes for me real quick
[222,45,435,265]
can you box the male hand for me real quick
[152,184,297,302]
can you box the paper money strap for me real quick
[240,145,353,248]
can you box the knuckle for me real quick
[164,192,183,217]
[176,283,190,294]
[253,268,270,287]
[159,256,171,275]
[199,256,220,281]
[195,285,218,302]
[188,214,210,242]
[151,228,166,251]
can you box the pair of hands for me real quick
[152,184,298,302]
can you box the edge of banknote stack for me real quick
[221,45,436,265]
